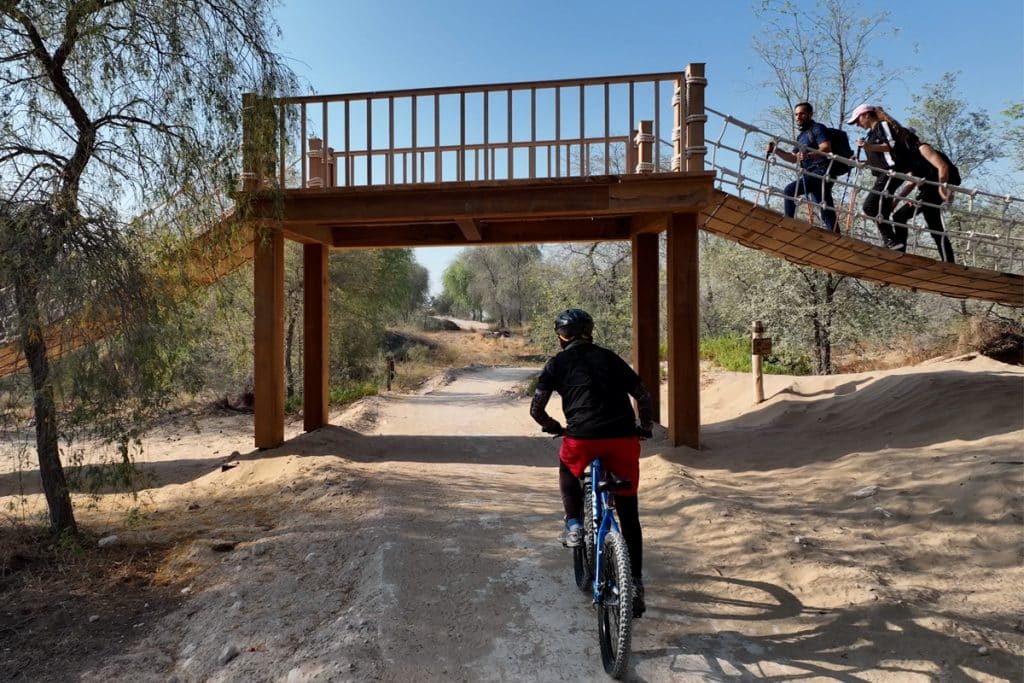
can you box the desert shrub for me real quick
[700,335,810,375]
[329,382,378,406]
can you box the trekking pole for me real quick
[844,149,864,236]
[755,140,773,208]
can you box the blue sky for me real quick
[273,0,1023,293]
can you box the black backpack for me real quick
[903,130,962,185]
[932,149,962,185]
[823,127,855,177]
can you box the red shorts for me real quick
[560,436,641,496]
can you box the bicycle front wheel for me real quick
[597,531,633,679]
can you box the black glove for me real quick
[542,423,565,437]
[635,424,653,440]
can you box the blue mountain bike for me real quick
[572,457,634,679]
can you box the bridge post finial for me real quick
[634,120,655,174]
[684,63,708,172]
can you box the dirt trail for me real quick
[5,356,1023,681]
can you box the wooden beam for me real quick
[303,243,330,432]
[283,224,334,245]
[457,218,482,241]
[666,213,699,449]
[630,211,671,235]
[631,227,661,423]
[328,217,631,248]
[248,173,717,227]
[254,228,285,449]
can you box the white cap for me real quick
[847,103,877,124]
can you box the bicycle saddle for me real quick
[597,472,632,493]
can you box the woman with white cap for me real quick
[849,104,916,250]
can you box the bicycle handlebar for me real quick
[540,424,652,439]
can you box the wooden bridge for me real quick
[241,65,713,449]
[3,64,1021,451]
[239,64,1021,451]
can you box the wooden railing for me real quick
[244,65,708,191]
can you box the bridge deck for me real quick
[701,190,1023,307]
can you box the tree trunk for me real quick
[818,318,833,374]
[14,280,77,534]
[821,276,835,374]
[285,312,296,399]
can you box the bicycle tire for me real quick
[598,531,633,679]
[573,487,596,590]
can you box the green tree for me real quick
[327,249,429,382]
[459,246,542,327]
[752,0,901,132]
[0,1,294,533]
[905,73,1000,177]
[440,258,482,320]
[528,243,634,356]
[1004,103,1024,174]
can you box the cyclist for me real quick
[529,308,654,617]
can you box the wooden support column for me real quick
[254,228,285,449]
[666,212,700,448]
[631,226,661,423]
[303,243,330,432]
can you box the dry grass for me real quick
[833,334,956,373]
[835,316,1022,373]
[389,326,546,392]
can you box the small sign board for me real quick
[752,337,773,355]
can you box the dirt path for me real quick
[5,358,1023,681]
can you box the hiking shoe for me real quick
[884,239,906,251]
[562,520,583,548]
[632,579,646,618]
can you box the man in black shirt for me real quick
[530,308,653,617]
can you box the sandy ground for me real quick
[1,344,1023,681]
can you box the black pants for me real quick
[560,460,643,580]
[892,183,956,263]
[863,173,904,244]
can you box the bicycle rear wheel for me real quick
[573,486,596,590]
[598,531,633,679]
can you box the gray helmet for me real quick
[554,308,594,340]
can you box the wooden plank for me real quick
[792,233,831,251]
[748,235,788,252]
[457,218,483,241]
[842,252,887,268]
[778,243,811,259]
[632,226,662,423]
[254,228,285,449]
[803,254,842,271]
[666,213,700,449]
[303,244,330,432]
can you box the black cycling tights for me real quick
[559,460,643,580]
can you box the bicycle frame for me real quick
[573,455,634,679]
[586,458,620,603]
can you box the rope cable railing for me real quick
[703,106,1024,274]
